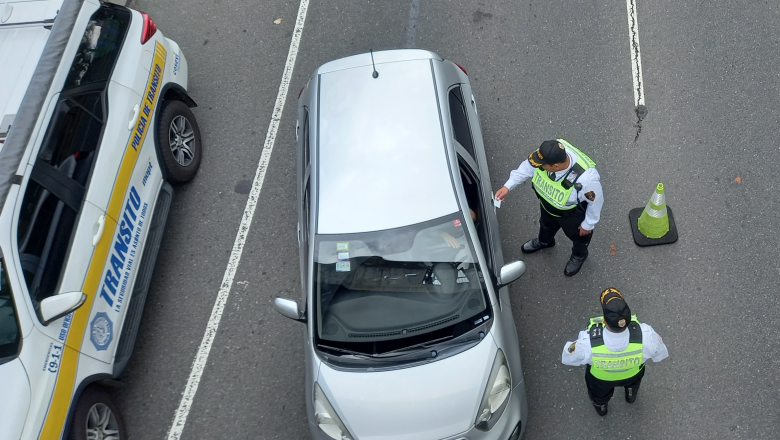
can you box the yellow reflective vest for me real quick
[530,139,596,216]
[587,315,644,381]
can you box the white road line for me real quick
[406,0,420,48]
[165,0,310,438]
[626,0,645,107]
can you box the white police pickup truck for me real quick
[0,0,201,438]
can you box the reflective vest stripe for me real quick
[592,349,643,358]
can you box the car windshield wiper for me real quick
[374,335,455,356]
[317,344,374,358]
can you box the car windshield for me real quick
[313,213,491,356]
[0,254,22,365]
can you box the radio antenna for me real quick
[370,49,379,78]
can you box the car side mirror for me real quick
[40,291,87,325]
[497,261,526,289]
[274,297,306,323]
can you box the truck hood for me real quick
[0,358,31,439]
[316,334,497,440]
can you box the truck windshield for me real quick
[313,213,491,356]
[0,255,22,365]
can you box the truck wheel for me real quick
[69,386,126,440]
[156,99,202,184]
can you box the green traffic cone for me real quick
[629,183,678,246]
[637,183,669,238]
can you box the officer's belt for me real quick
[532,189,587,218]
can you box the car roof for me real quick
[316,51,459,235]
[0,0,85,216]
[0,0,65,140]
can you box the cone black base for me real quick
[629,206,678,246]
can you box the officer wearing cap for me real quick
[561,288,669,416]
[494,139,603,276]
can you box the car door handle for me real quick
[92,215,106,246]
[297,223,301,244]
[128,104,140,130]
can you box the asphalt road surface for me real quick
[114,0,780,439]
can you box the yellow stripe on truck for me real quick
[39,41,167,440]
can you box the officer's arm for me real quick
[579,170,604,230]
[502,160,536,191]
[561,330,592,366]
[640,323,670,363]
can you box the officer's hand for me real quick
[578,226,593,236]
[494,186,509,201]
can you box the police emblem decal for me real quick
[568,342,577,353]
[618,318,627,328]
[585,191,596,201]
[90,312,113,351]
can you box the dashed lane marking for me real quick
[165,0,310,438]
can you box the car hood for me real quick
[317,334,497,440]
[0,358,31,439]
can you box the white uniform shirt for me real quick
[561,323,669,366]
[503,151,604,230]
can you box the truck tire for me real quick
[155,99,202,184]
[69,386,126,440]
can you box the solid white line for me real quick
[165,0,310,438]
[406,0,420,48]
[626,0,645,106]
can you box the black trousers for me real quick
[537,205,592,258]
[585,365,645,405]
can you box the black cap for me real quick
[528,140,567,168]
[600,287,631,332]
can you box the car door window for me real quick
[37,90,104,187]
[448,86,475,158]
[458,157,492,269]
[0,256,22,364]
[16,180,80,306]
[303,110,310,168]
[17,87,106,307]
[63,5,131,91]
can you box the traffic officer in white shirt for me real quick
[561,288,669,416]
[494,139,603,276]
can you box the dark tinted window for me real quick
[37,92,103,186]
[448,87,475,157]
[303,111,310,167]
[459,158,491,268]
[17,180,79,305]
[0,256,22,364]
[63,6,130,90]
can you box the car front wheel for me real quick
[69,386,126,440]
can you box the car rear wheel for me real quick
[156,99,202,183]
[69,386,125,440]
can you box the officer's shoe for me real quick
[625,387,638,403]
[592,402,608,416]
[564,254,588,276]
[521,238,555,254]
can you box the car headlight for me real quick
[314,382,354,440]
[474,349,511,431]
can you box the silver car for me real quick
[275,49,528,440]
